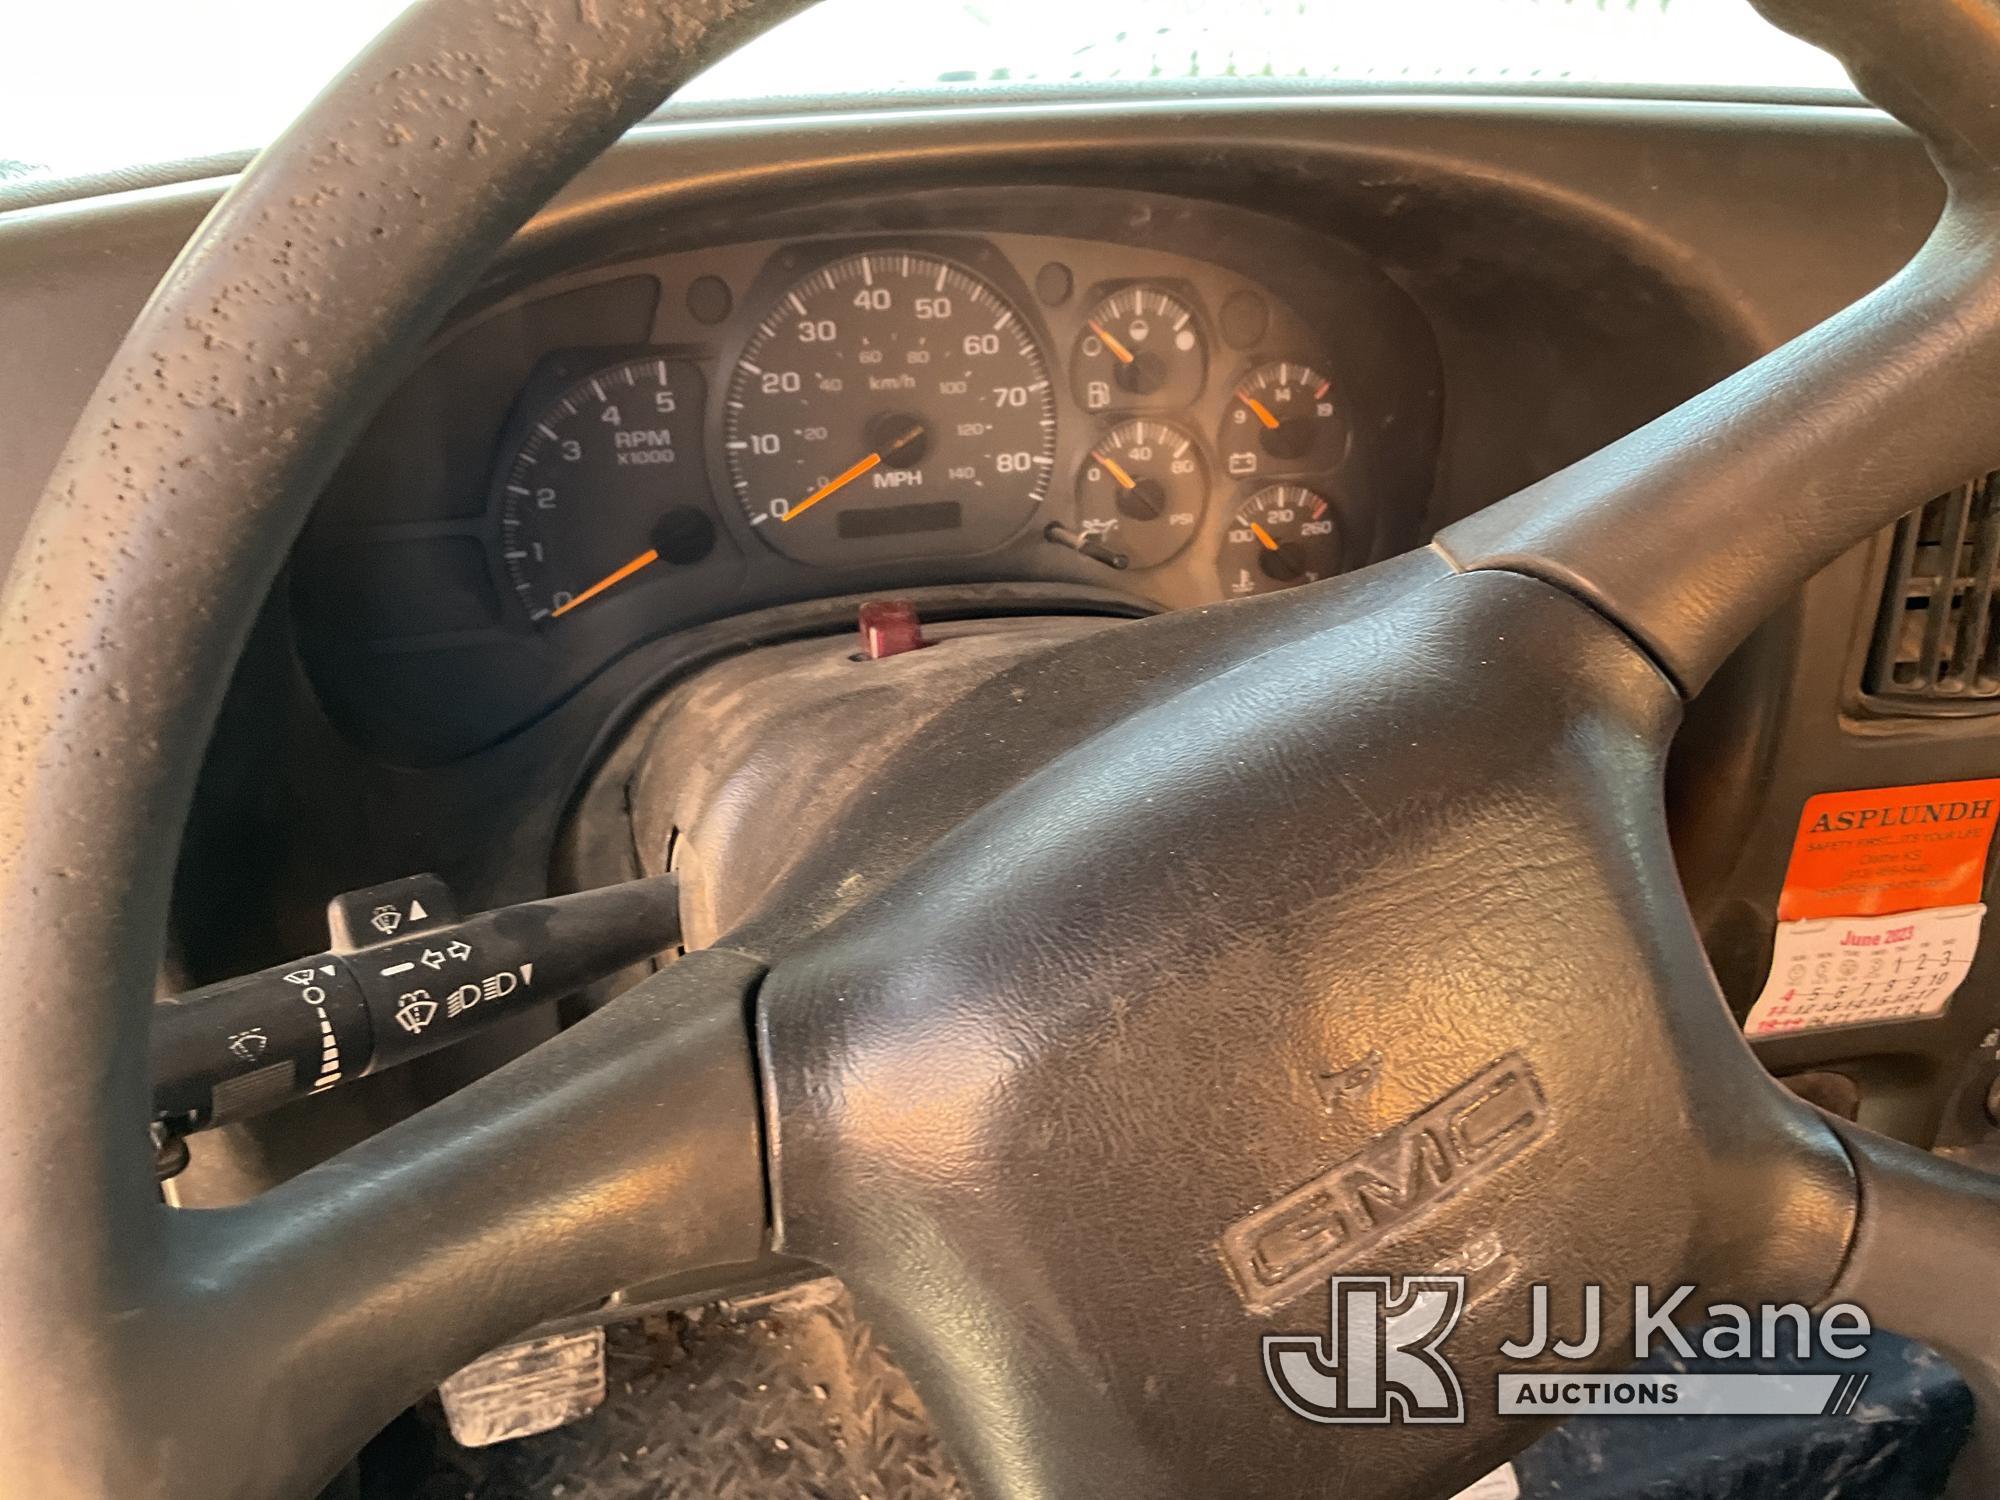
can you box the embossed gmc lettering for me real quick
[1220,1054,1548,1314]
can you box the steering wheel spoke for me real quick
[1438,0,2000,699]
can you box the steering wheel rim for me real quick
[8,2,2000,1496]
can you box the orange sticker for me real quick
[1777,779,2000,922]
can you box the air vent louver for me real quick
[1864,474,2000,711]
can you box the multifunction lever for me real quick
[152,873,681,1132]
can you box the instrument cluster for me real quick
[294,190,1443,761]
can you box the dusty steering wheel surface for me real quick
[14,2,2000,1499]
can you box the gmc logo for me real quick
[1220,1054,1548,1314]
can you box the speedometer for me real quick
[723,251,1057,565]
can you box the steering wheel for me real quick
[10,1,2000,1496]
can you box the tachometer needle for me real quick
[1248,521,1281,551]
[1239,392,1281,430]
[783,424,926,524]
[1089,319,1136,365]
[550,548,659,617]
[1091,450,1139,490]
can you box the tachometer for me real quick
[724,251,1057,565]
[496,356,717,625]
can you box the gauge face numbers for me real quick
[1221,362,1350,482]
[497,357,716,624]
[1071,285,1207,414]
[723,252,1057,566]
[1220,485,1342,597]
[1077,419,1209,569]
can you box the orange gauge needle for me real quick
[1089,319,1136,365]
[783,451,881,523]
[550,547,659,618]
[1239,393,1281,430]
[1249,522,1281,552]
[782,425,925,524]
[1091,451,1139,490]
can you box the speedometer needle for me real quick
[783,452,882,523]
[1089,319,1136,365]
[782,424,925,524]
[550,548,659,617]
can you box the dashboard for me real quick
[16,91,1997,1168]
[292,188,1442,762]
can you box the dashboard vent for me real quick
[1865,475,2000,711]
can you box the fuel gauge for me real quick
[1219,484,1343,596]
[1071,285,1207,413]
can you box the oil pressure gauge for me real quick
[1071,285,1207,413]
[1076,418,1209,569]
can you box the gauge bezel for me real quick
[311,189,1442,763]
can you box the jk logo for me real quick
[1263,1275,1467,1424]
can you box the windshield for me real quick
[3,0,1851,188]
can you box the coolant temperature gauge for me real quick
[1219,484,1343,596]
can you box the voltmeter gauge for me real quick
[1071,285,1206,413]
[1076,418,1209,569]
[1218,484,1343,597]
[1220,362,1350,481]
